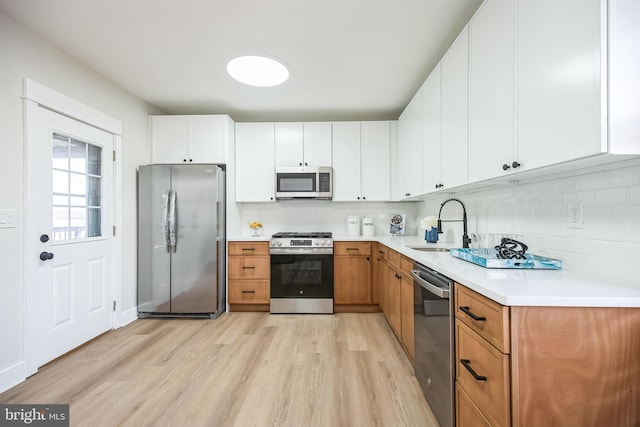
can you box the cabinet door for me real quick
[303,122,332,166]
[398,88,423,198]
[188,115,226,163]
[441,26,469,189]
[274,122,303,167]
[400,274,414,360]
[334,255,371,304]
[516,0,603,169]
[468,0,515,182]
[235,123,275,202]
[150,116,188,163]
[421,65,442,192]
[387,267,402,337]
[361,121,391,201]
[332,122,362,201]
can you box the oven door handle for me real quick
[410,269,450,299]
[270,248,334,255]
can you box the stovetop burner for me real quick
[271,232,332,239]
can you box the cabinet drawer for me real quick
[375,244,389,261]
[228,256,269,279]
[228,242,269,256]
[455,284,510,353]
[455,320,510,427]
[228,280,269,304]
[456,383,493,427]
[387,249,400,267]
[334,242,371,256]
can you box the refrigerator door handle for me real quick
[168,189,177,253]
[162,189,171,252]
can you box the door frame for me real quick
[22,79,123,376]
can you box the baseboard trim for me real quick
[0,361,26,394]
[117,307,138,328]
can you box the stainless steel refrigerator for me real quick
[137,164,225,318]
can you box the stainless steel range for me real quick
[269,232,334,314]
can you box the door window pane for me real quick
[51,133,103,241]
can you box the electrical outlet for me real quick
[568,204,583,229]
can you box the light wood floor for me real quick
[1,313,439,427]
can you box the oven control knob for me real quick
[322,240,327,246]
[270,239,275,247]
[277,241,283,246]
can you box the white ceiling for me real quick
[0,0,482,122]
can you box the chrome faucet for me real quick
[437,198,471,248]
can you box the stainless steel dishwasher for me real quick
[411,261,454,427]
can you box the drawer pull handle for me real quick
[242,290,255,294]
[378,250,385,255]
[460,306,486,321]
[460,359,487,381]
[346,248,360,251]
[241,248,255,251]
[242,266,256,269]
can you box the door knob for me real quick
[40,234,50,242]
[39,252,54,261]
[512,161,521,169]
[502,163,510,171]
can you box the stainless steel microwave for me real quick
[275,166,332,199]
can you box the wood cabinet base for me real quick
[229,304,269,312]
[334,304,380,313]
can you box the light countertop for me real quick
[228,234,640,308]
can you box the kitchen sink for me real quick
[407,246,451,252]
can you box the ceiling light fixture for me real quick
[226,55,289,87]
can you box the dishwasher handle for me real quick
[410,268,450,299]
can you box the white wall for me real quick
[0,11,158,391]
[416,159,640,282]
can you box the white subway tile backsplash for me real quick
[611,168,640,187]
[417,162,640,282]
[582,206,611,223]
[579,174,611,190]
[594,188,628,205]
[610,205,640,224]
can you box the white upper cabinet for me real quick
[332,121,391,202]
[397,87,423,199]
[609,0,640,153]
[274,122,331,167]
[150,115,230,164]
[421,64,442,193]
[468,0,515,182]
[516,0,603,169]
[235,123,275,202]
[440,26,469,189]
[332,122,361,201]
[360,121,391,201]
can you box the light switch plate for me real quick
[0,209,17,228]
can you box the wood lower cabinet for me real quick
[334,242,374,311]
[375,245,414,361]
[510,306,640,427]
[454,283,511,427]
[228,242,270,311]
[387,265,402,337]
[455,283,640,427]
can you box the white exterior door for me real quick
[26,104,114,371]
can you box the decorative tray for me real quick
[449,248,562,270]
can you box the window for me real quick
[51,133,102,240]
